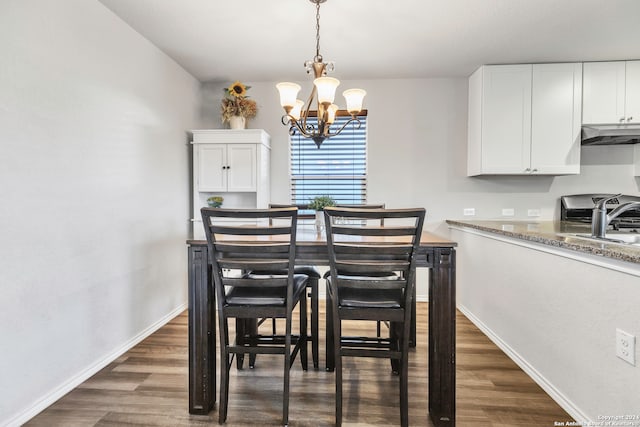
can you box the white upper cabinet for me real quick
[530,63,583,174]
[583,60,640,124]
[625,61,640,124]
[468,63,582,176]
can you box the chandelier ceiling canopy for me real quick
[276,0,366,148]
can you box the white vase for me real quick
[315,211,325,233]
[229,115,246,130]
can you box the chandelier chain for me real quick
[315,0,321,60]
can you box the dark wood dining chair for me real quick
[247,203,322,370]
[331,203,393,338]
[200,207,308,425]
[323,206,425,427]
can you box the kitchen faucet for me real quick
[591,193,640,238]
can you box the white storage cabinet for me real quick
[191,129,270,239]
[583,60,640,125]
[467,63,582,176]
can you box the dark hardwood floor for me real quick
[25,302,572,426]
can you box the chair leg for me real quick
[219,317,230,424]
[400,356,409,427]
[400,322,410,427]
[283,312,292,426]
[410,280,417,347]
[248,318,257,369]
[325,282,335,372]
[235,318,245,370]
[309,278,319,369]
[334,314,342,427]
[300,292,308,371]
[390,321,401,375]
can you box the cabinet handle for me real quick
[628,117,634,122]
[222,166,227,169]
[227,165,231,169]
[524,168,531,172]
[620,117,626,122]
[531,168,538,173]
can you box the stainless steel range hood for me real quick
[581,124,640,145]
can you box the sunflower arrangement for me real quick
[221,81,258,123]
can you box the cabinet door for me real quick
[582,61,626,124]
[625,60,640,124]
[481,65,532,174]
[198,145,227,191]
[226,144,256,191]
[530,63,582,174]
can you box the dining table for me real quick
[186,225,457,427]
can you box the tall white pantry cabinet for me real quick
[191,129,271,239]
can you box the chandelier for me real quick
[276,0,366,148]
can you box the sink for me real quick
[566,232,640,246]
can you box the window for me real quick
[290,112,367,206]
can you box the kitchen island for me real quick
[446,220,640,425]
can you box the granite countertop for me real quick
[446,219,640,265]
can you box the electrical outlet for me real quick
[502,208,515,216]
[616,328,636,365]
[463,208,475,216]
[528,209,541,217]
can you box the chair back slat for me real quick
[335,204,385,225]
[224,276,289,288]
[210,225,292,236]
[217,259,290,271]
[214,242,290,254]
[333,243,412,256]
[330,225,417,237]
[337,277,407,290]
[334,260,410,273]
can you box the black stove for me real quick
[560,194,640,229]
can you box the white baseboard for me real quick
[457,304,592,424]
[3,303,187,427]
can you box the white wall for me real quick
[0,1,201,425]
[450,228,640,421]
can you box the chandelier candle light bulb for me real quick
[276,0,366,148]
[327,104,338,124]
[275,82,301,113]
[343,89,367,115]
[290,100,305,121]
[314,77,339,105]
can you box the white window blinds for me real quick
[290,113,367,206]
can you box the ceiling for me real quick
[99,0,640,83]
